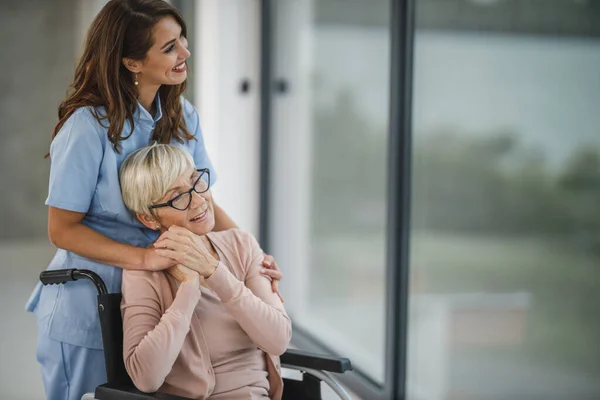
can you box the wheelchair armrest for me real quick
[281,348,352,373]
[95,383,194,400]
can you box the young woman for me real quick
[25,1,282,399]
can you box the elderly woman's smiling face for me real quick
[150,167,215,235]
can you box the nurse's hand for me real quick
[261,254,284,303]
[142,248,177,272]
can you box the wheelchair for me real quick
[40,269,353,400]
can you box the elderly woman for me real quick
[118,143,291,400]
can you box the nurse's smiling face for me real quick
[124,16,191,89]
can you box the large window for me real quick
[264,0,600,398]
[266,0,391,385]
[407,0,600,399]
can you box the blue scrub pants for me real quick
[36,330,106,400]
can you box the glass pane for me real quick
[408,1,600,399]
[269,0,390,383]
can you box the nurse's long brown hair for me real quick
[48,0,193,156]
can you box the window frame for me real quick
[258,0,416,398]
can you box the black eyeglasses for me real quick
[149,168,211,211]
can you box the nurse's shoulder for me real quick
[51,106,110,154]
[180,96,200,135]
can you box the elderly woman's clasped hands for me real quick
[154,225,284,301]
[154,226,219,280]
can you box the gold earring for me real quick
[134,73,139,86]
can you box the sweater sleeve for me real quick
[121,271,201,393]
[205,234,292,355]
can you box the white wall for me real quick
[195,0,262,236]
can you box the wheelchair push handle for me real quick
[40,268,77,285]
[40,268,108,295]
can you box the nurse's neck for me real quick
[137,84,160,117]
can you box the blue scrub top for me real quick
[26,95,216,349]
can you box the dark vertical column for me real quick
[258,0,273,251]
[386,0,415,399]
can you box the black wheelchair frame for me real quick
[40,269,352,400]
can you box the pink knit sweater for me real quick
[121,229,292,399]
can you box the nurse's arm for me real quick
[48,207,168,271]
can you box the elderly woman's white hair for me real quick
[119,142,196,216]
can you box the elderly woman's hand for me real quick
[167,264,200,289]
[261,254,284,303]
[154,226,219,279]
